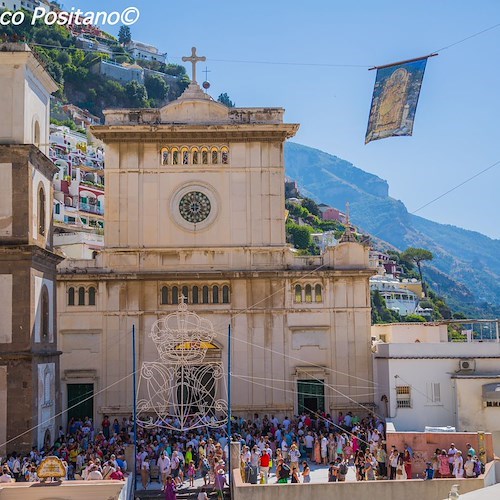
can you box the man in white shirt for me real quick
[289,444,300,470]
[304,432,314,459]
[157,451,171,490]
[0,468,13,483]
[87,465,103,480]
[281,439,289,461]
[257,437,266,452]
[448,444,457,476]
[250,447,260,468]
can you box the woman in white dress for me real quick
[453,451,464,478]
[396,454,407,480]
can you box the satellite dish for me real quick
[202,81,211,89]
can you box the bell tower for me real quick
[0,43,62,454]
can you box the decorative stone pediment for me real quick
[159,83,229,124]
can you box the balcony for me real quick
[80,202,104,215]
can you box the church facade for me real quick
[57,71,375,427]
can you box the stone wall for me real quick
[232,468,487,500]
[386,431,494,476]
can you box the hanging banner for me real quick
[365,56,429,144]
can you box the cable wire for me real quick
[412,159,500,214]
[433,21,500,52]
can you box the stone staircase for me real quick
[134,487,230,499]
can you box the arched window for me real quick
[305,284,312,303]
[315,284,323,303]
[161,148,169,165]
[68,287,75,306]
[182,286,189,303]
[172,286,179,304]
[78,286,85,306]
[192,148,199,165]
[211,148,219,164]
[202,286,209,304]
[161,286,168,305]
[41,286,49,339]
[192,286,199,304]
[181,147,189,165]
[38,186,46,236]
[201,148,209,165]
[172,148,179,165]
[34,120,40,148]
[88,287,96,306]
[55,204,60,215]
[222,285,230,304]
[221,147,229,165]
[212,286,219,304]
[43,368,51,404]
[295,284,302,303]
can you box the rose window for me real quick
[179,191,211,223]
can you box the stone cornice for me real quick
[57,269,374,280]
[0,144,58,178]
[0,244,64,265]
[91,124,300,142]
[0,350,62,360]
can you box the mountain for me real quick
[285,142,500,317]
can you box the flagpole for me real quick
[368,52,438,70]
[132,324,137,493]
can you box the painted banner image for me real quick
[365,57,428,144]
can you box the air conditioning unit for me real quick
[459,359,476,371]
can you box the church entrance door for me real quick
[67,383,94,421]
[297,380,325,415]
[176,365,216,417]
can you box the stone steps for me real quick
[134,487,230,499]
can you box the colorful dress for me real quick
[314,439,321,464]
[439,455,449,477]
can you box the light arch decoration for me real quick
[137,300,228,431]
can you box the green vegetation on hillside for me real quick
[0,13,189,116]
[285,197,346,255]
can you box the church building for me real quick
[57,49,375,428]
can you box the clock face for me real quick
[178,191,211,223]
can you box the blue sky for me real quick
[64,0,500,238]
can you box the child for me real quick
[425,462,434,480]
[187,461,196,487]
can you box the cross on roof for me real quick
[182,47,206,84]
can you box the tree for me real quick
[403,313,427,323]
[125,81,148,108]
[217,93,235,107]
[301,197,321,217]
[145,74,169,103]
[118,25,132,45]
[286,222,313,250]
[401,247,433,295]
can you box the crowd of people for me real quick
[239,411,386,483]
[0,410,486,498]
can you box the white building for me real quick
[0,0,46,12]
[126,40,166,63]
[373,322,500,454]
[50,125,105,250]
[370,274,421,316]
